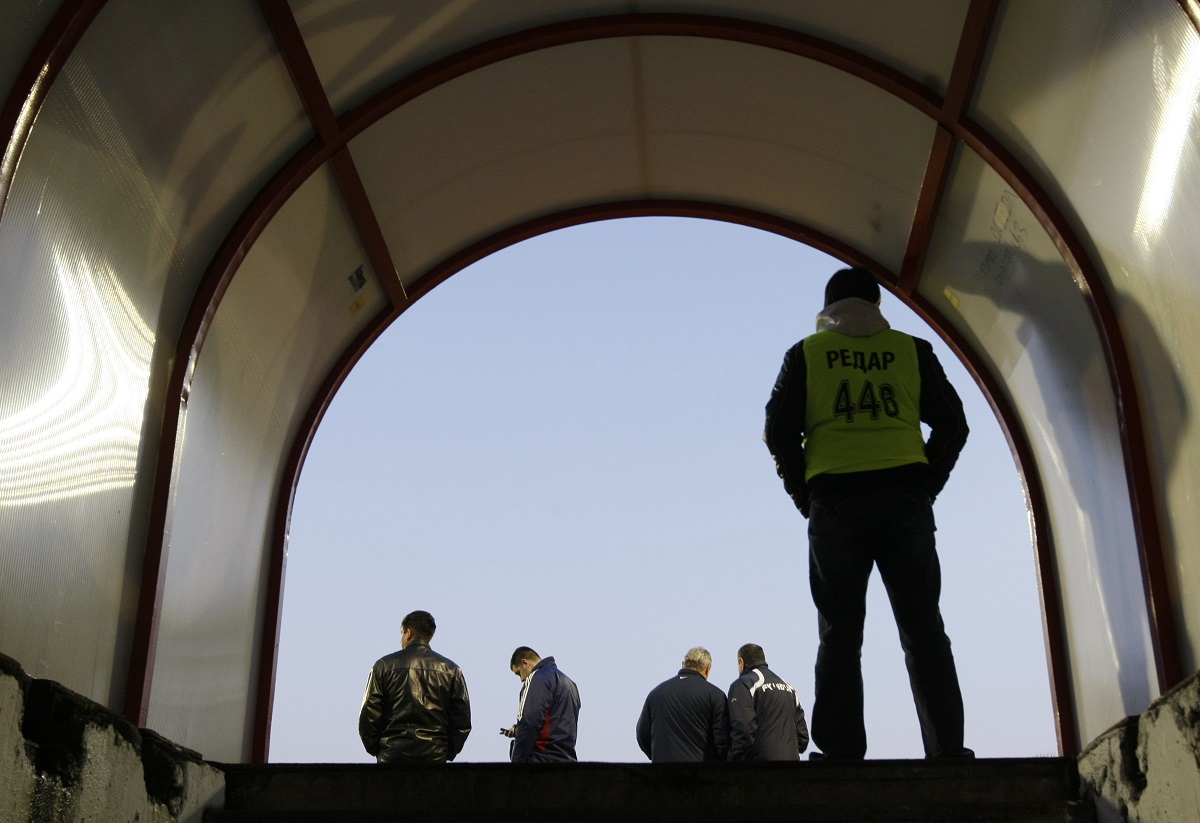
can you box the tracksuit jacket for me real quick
[636,668,730,762]
[511,656,581,762]
[728,662,809,760]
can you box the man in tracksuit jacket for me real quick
[636,646,730,762]
[727,643,809,760]
[764,266,971,760]
[503,647,581,762]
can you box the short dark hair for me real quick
[401,610,436,643]
[824,266,880,307]
[510,646,540,668]
[737,643,766,667]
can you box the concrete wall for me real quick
[0,653,223,823]
[7,641,1200,822]
[1079,668,1200,823]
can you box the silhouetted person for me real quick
[358,610,471,763]
[764,266,971,759]
[501,647,581,762]
[727,643,809,760]
[636,646,730,762]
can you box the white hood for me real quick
[815,297,890,337]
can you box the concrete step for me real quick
[207,757,1096,822]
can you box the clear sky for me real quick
[268,216,1057,763]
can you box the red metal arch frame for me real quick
[259,198,1080,762]
[2,0,1183,761]
[247,0,1093,759]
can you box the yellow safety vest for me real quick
[802,328,928,480]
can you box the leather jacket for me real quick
[358,642,471,763]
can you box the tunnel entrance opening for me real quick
[269,216,1055,763]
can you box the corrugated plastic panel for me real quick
[638,36,932,273]
[70,0,314,338]
[637,0,966,96]
[352,36,932,285]
[146,163,383,761]
[918,145,1158,744]
[349,37,643,284]
[974,0,1200,676]
[294,0,965,114]
[0,0,311,712]
[0,191,150,698]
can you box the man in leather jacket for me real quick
[358,610,472,763]
[727,643,809,761]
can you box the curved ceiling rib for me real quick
[242,1,1085,758]
[899,0,997,292]
[259,0,407,307]
[256,195,1081,761]
[1177,0,1200,34]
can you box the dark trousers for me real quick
[807,487,965,758]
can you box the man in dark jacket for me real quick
[358,610,472,763]
[636,646,730,762]
[764,266,971,760]
[727,643,809,761]
[501,647,581,762]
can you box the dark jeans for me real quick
[808,486,965,758]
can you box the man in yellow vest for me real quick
[764,266,972,760]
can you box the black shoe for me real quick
[931,747,975,759]
[809,751,863,762]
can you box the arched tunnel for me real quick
[1,3,1198,803]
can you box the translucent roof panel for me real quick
[150,163,385,762]
[637,36,934,272]
[975,0,1200,674]
[919,144,1158,742]
[294,0,966,114]
[60,0,313,336]
[350,36,934,284]
[0,0,312,712]
[348,37,646,284]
